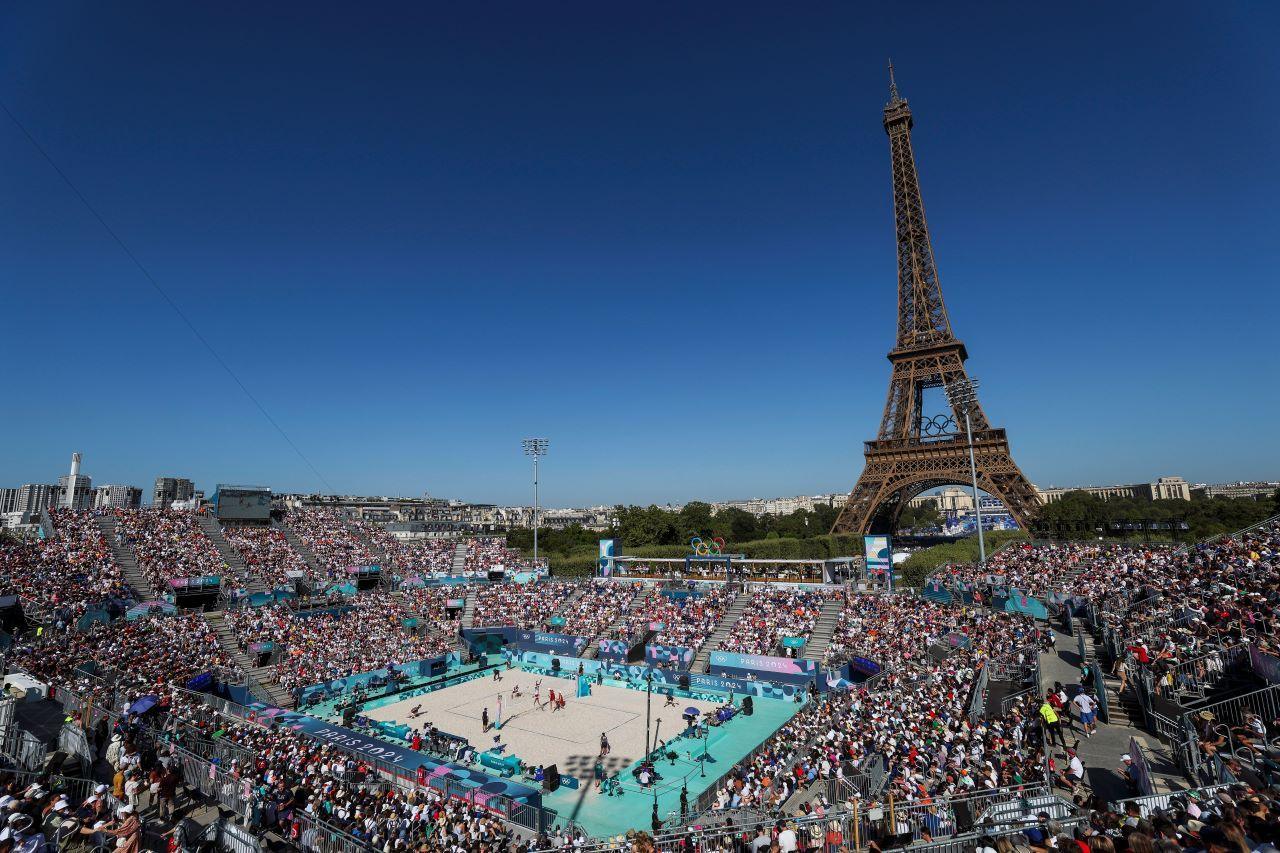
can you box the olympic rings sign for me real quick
[690,536,726,557]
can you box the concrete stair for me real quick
[451,541,468,574]
[204,611,295,709]
[691,590,752,673]
[1079,630,1143,730]
[552,582,591,626]
[197,515,266,595]
[273,519,322,579]
[461,589,477,629]
[802,597,845,663]
[581,597,643,660]
[344,520,388,566]
[94,514,158,600]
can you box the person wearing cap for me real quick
[41,797,74,842]
[7,812,45,853]
[109,804,140,853]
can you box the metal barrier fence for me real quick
[1191,683,1280,730]
[213,821,266,853]
[967,664,990,723]
[1109,784,1233,819]
[1159,645,1249,702]
[896,817,1088,853]
[58,722,95,764]
[290,809,378,853]
[0,766,98,804]
[1091,658,1110,724]
[559,788,1077,853]
[0,721,48,770]
[1000,684,1038,716]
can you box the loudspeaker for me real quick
[551,658,561,672]
[678,674,690,691]
[544,764,561,792]
[742,696,754,716]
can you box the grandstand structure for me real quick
[0,498,1277,850]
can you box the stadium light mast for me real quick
[522,438,549,565]
[945,378,986,565]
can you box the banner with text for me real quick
[707,650,819,686]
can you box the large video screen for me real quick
[216,487,271,521]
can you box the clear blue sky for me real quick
[2,3,1277,507]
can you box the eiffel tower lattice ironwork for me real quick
[831,67,1040,535]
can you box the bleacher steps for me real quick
[691,592,753,673]
[203,611,295,709]
[273,519,323,579]
[582,596,642,660]
[197,515,267,595]
[461,589,477,629]
[93,514,158,601]
[802,597,845,663]
[451,541,468,574]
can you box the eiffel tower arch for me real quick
[832,68,1041,535]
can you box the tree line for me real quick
[1029,490,1279,541]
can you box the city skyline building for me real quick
[153,476,196,509]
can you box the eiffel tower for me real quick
[831,66,1040,535]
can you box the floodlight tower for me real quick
[945,377,986,565]
[522,438,549,565]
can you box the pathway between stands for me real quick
[1038,624,1183,803]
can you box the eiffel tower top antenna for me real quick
[887,59,903,104]
[830,77,1041,536]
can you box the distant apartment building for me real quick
[153,477,196,508]
[712,494,844,518]
[1035,475,1192,504]
[907,487,1007,516]
[93,484,143,510]
[16,484,60,514]
[1193,481,1280,501]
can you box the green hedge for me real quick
[546,533,868,578]
[896,530,1028,589]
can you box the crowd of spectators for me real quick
[114,508,227,592]
[223,523,312,589]
[652,586,737,650]
[559,581,640,639]
[7,611,229,708]
[717,588,837,656]
[0,509,132,622]
[471,580,576,628]
[384,538,458,576]
[708,596,1044,816]
[398,584,469,628]
[284,509,380,582]
[223,594,455,691]
[465,537,534,572]
[3,510,1275,851]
